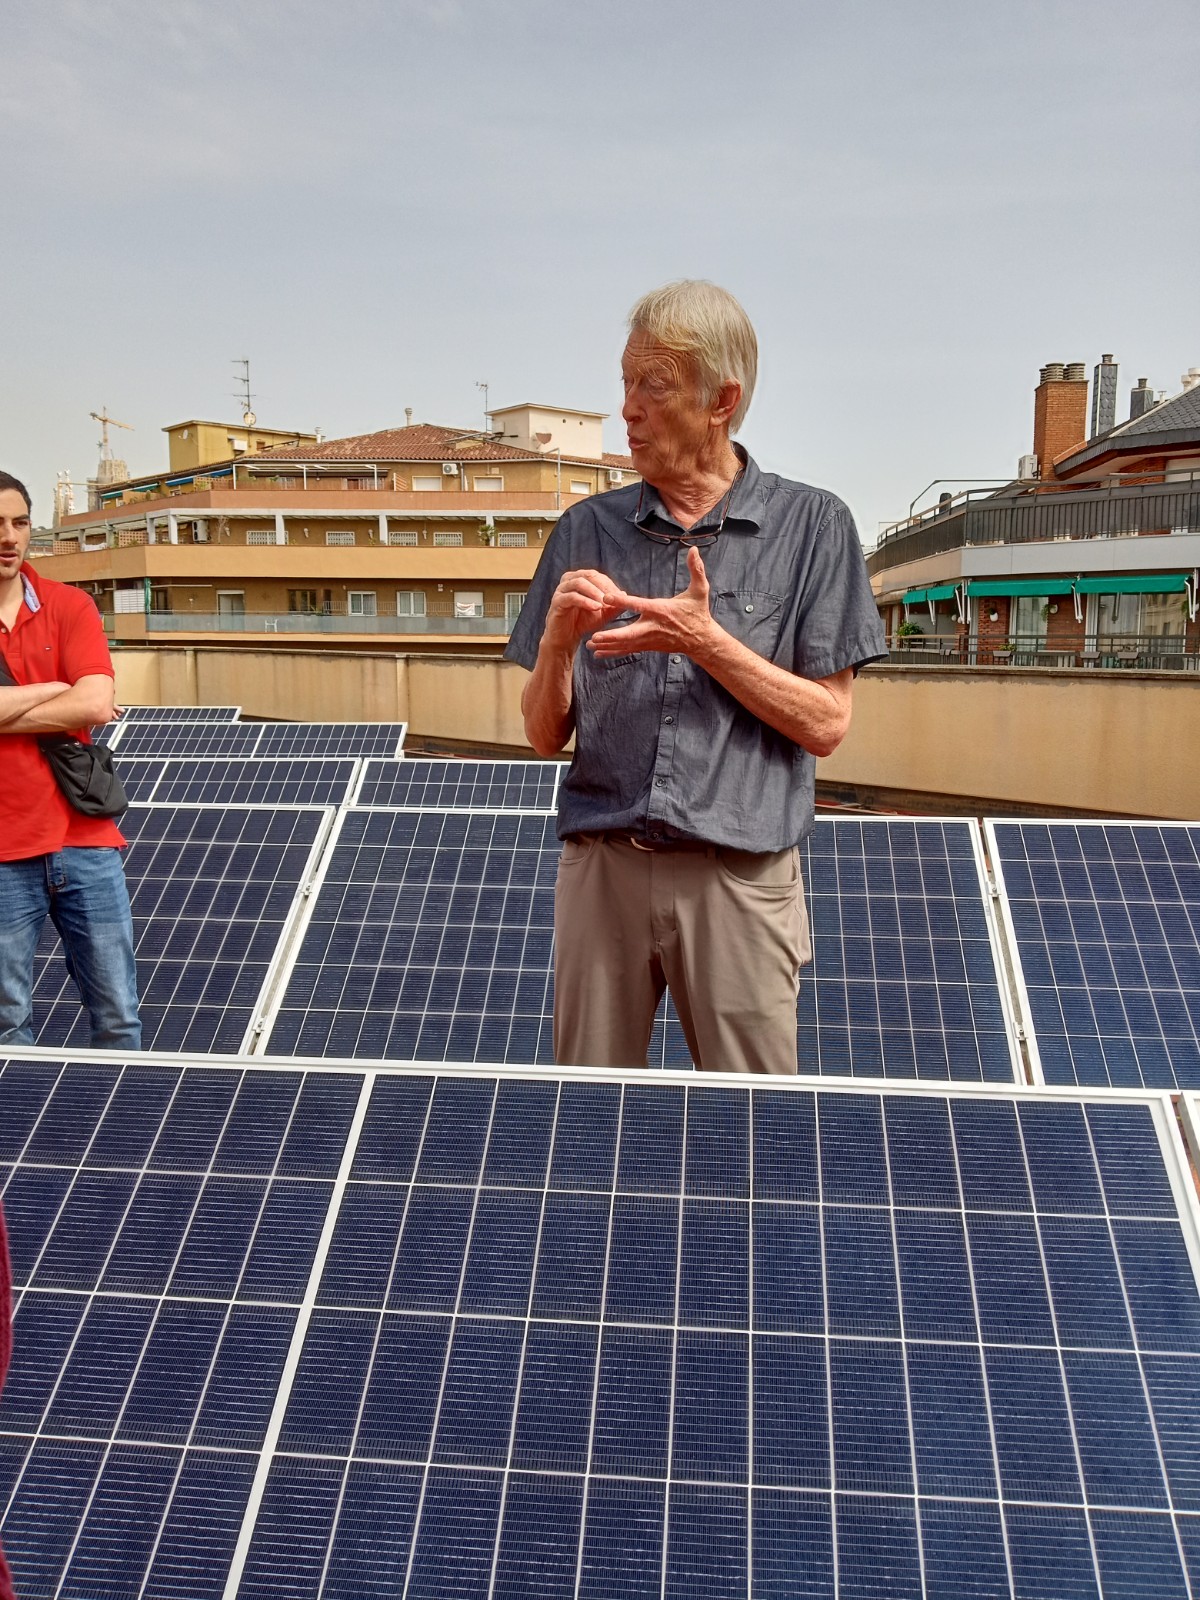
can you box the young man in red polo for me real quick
[0,471,141,1048]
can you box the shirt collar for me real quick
[629,444,766,534]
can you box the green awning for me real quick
[902,588,927,604]
[1073,574,1189,595]
[925,583,958,601]
[967,579,1075,598]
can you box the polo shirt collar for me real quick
[21,568,41,615]
[629,444,765,535]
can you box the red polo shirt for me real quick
[0,564,125,861]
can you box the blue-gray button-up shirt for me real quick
[505,449,887,851]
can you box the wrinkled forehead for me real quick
[621,329,699,387]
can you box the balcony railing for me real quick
[142,611,514,635]
[886,632,1200,669]
[868,475,1200,576]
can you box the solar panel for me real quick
[110,724,265,759]
[356,758,563,812]
[108,757,167,802]
[4,1059,1199,1598]
[255,723,407,759]
[265,813,1019,1077]
[149,757,358,808]
[989,822,1200,1089]
[31,805,333,1053]
[0,1055,366,1600]
[120,706,243,723]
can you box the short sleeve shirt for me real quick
[0,565,124,861]
[505,450,887,850]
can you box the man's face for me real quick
[620,329,713,485]
[0,488,31,582]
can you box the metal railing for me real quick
[142,611,514,636]
[868,475,1200,575]
[886,631,1200,669]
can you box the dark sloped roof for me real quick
[1113,383,1200,439]
[258,421,633,471]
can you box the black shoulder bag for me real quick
[0,653,128,818]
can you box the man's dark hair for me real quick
[0,473,32,515]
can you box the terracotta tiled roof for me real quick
[257,423,541,464]
[258,422,634,470]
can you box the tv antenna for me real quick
[476,381,489,432]
[233,358,257,428]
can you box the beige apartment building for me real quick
[42,408,637,655]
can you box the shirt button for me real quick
[649,831,661,842]
[655,777,666,788]
[664,715,674,725]
[670,654,682,664]
[744,603,755,613]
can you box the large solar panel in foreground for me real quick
[3,1058,1200,1597]
[356,758,562,812]
[989,822,1200,1089]
[266,814,1019,1078]
[31,806,331,1053]
[111,722,407,760]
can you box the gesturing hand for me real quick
[587,546,718,660]
[543,568,628,653]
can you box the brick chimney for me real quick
[1032,361,1089,478]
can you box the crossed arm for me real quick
[0,675,116,735]
[520,546,853,759]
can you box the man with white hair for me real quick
[505,281,886,1073]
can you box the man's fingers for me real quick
[686,546,709,591]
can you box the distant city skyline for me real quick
[5,0,1196,545]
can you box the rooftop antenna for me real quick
[232,358,257,428]
[476,381,489,432]
[89,407,134,461]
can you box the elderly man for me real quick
[505,281,886,1073]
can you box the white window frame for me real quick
[505,591,527,624]
[325,529,356,546]
[433,530,463,547]
[246,528,277,545]
[397,590,427,618]
[454,590,484,618]
[496,531,527,548]
[389,528,419,546]
[473,476,504,492]
[216,590,246,616]
[348,590,377,617]
[411,476,443,492]
[570,480,591,496]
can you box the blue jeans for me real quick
[0,848,142,1050]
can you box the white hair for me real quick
[627,279,758,433]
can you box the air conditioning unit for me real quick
[1017,454,1039,481]
[607,468,623,484]
[442,461,459,476]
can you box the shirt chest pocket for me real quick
[711,590,785,659]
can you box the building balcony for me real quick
[886,630,1200,670]
[135,609,515,638]
[868,474,1200,577]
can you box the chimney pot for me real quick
[1040,362,1065,383]
[1033,360,1088,476]
[1063,362,1087,382]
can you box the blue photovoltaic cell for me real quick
[238,1072,1200,1598]
[112,722,266,759]
[266,812,1018,1077]
[0,1057,363,1600]
[149,757,357,807]
[255,723,406,759]
[109,757,167,802]
[993,822,1200,1088]
[3,1060,1200,1596]
[30,805,328,1052]
[121,706,243,723]
[357,758,562,811]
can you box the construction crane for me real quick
[89,408,134,461]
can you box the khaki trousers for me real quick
[553,834,812,1074]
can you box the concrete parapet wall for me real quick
[111,650,1200,820]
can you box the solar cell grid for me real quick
[120,706,243,723]
[356,758,562,812]
[150,758,358,808]
[108,757,166,802]
[31,805,332,1053]
[111,723,265,759]
[255,723,406,759]
[0,1057,365,1600]
[3,1059,1200,1598]
[989,822,1200,1089]
[265,813,1019,1079]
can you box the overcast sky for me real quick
[4,0,1197,543]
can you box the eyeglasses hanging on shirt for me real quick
[633,466,746,549]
